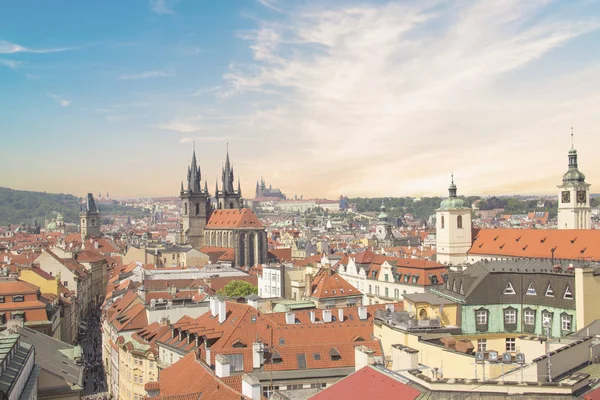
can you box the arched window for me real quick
[195,203,200,215]
[184,203,188,215]
[230,202,234,209]
[457,215,463,229]
[441,216,445,229]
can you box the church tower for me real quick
[558,131,591,229]
[376,200,393,245]
[180,148,211,249]
[80,193,101,240]
[436,176,472,265]
[215,147,243,209]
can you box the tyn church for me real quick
[179,148,267,267]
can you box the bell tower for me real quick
[436,175,472,265]
[215,146,243,209]
[80,193,101,240]
[180,146,211,249]
[558,129,591,230]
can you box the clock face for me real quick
[577,190,587,204]
[561,191,571,203]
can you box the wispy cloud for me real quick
[120,70,175,80]
[0,40,80,54]
[149,0,176,15]
[216,0,600,197]
[257,0,282,13]
[0,59,20,69]
[48,93,70,107]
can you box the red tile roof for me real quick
[206,208,263,229]
[309,269,361,300]
[469,228,600,261]
[310,365,421,400]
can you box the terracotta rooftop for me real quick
[205,208,263,229]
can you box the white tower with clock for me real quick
[558,133,591,230]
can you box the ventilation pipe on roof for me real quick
[358,306,368,320]
[309,310,316,324]
[218,300,227,324]
[338,308,344,322]
[322,309,332,323]
[285,312,295,325]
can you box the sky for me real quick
[1,0,600,200]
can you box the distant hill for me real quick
[0,187,149,226]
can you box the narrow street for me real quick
[80,304,110,399]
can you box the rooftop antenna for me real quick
[451,172,454,184]
[571,127,575,148]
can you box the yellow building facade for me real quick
[117,333,160,400]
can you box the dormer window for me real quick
[526,282,536,296]
[459,282,464,295]
[503,282,516,295]
[563,285,573,300]
[452,279,457,292]
[545,283,554,297]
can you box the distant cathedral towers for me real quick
[80,193,101,240]
[558,130,591,229]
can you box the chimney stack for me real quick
[215,354,231,378]
[242,373,262,400]
[218,300,227,324]
[358,306,367,320]
[210,297,218,317]
[285,312,296,325]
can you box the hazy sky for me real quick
[1,0,600,199]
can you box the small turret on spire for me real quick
[448,173,457,198]
[180,181,184,193]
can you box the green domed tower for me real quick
[557,130,591,229]
[436,175,472,265]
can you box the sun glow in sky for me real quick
[1,0,600,199]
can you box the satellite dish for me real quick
[475,352,484,363]
[516,353,525,364]
[488,351,498,362]
[503,352,512,364]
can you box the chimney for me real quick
[309,310,316,324]
[210,297,218,317]
[357,306,367,320]
[285,312,295,325]
[386,304,395,313]
[218,300,227,324]
[338,308,344,322]
[322,309,332,323]
[242,373,262,400]
[355,345,374,371]
[304,273,312,299]
[215,354,231,378]
[252,342,264,369]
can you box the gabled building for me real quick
[307,255,363,308]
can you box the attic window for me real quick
[452,280,457,292]
[313,353,321,360]
[563,285,573,300]
[297,354,307,369]
[459,282,464,295]
[279,338,285,345]
[504,282,516,295]
[251,315,257,323]
[526,282,536,296]
[545,283,554,297]
[272,350,283,364]
[412,276,419,284]
[329,347,341,361]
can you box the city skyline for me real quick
[2,0,600,199]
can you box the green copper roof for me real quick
[439,197,468,210]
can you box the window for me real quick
[503,282,516,295]
[457,215,463,229]
[375,286,380,295]
[384,274,389,282]
[279,338,285,345]
[0,296,4,303]
[563,285,573,300]
[313,353,321,360]
[63,281,68,287]
[12,295,24,303]
[526,282,536,295]
[385,287,389,298]
[368,285,372,294]
[394,289,399,299]
[504,309,516,324]
[476,309,487,325]
[412,276,419,284]
[452,280,457,292]
[287,384,302,390]
[228,353,244,372]
[441,216,445,229]
[477,339,487,352]
[371,271,377,279]
[561,314,572,331]
[545,283,554,297]
[184,203,187,215]
[524,310,535,325]
[251,315,257,323]
[195,203,200,215]
[311,383,327,389]
[297,354,307,369]
[431,275,438,284]
[404,275,410,283]
[506,338,516,352]
[459,282,464,295]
